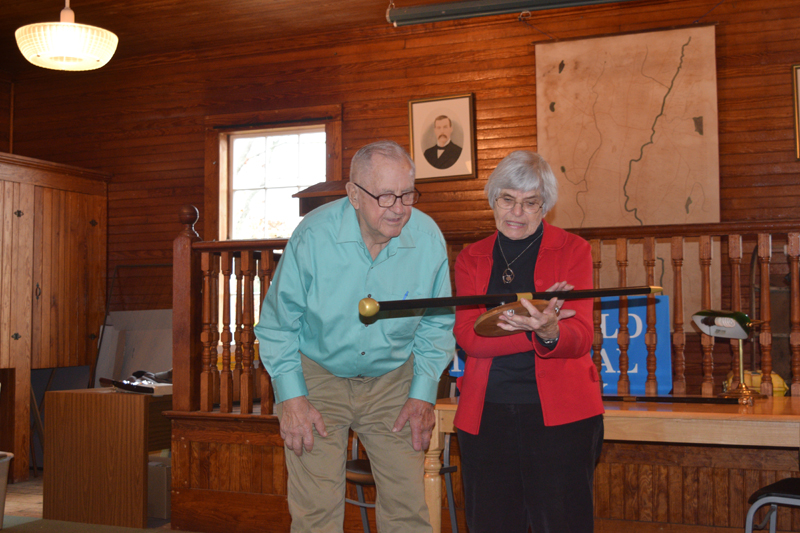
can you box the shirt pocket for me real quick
[381,291,423,339]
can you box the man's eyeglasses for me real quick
[353,182,421,208]
[495,195,543,214]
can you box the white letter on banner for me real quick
[601,314,618,339]
[600,348,617,373]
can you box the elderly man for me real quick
[255,140,455,533]
[423,115,462,169]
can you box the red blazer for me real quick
[453,222,604,434]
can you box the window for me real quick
[229,125,326,240]
[205,104,342,242]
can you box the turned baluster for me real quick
[644,237,658,395]
[258,249,277,415]
[671,237,686,395]
[788,233,800,397]
[590,239,604,391]
[699,235,714,396]
[219,251,234,413]
[200,251,218,412]
[240,250,256,413]
[233,255,243,400]
[728,235,743,390]
[616,238,630,396]
[758,234,773,396]
[211,253,220,405]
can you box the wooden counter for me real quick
[426,397,800,533]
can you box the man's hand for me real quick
[392,398,435,451]
[279,396,328,456]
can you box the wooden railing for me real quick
[573,221,800,398]
[173,205,800,416]
[173,205,286,415]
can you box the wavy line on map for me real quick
[623,36,692,225]
[563,62,606,227]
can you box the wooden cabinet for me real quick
[0,153,108,482]
[44,389,172,528]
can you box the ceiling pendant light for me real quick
[15,0,118,71]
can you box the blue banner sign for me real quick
[600,295,672,395]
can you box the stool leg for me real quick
[356,485,371,533]
[769,503,777,533]
[746,501,762,533]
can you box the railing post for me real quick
[758,234,773,396]
[591,239,604,392]
[200,251,217,412]
[671,237,686,395]
[173,205,201,412]
[644,237,658,395]
[788,233,800,397]
[220,251,234,413]
[233,255,243,400]
[240,250,255,414]
[258,249,277,415]
[699,235,714,396]
[616,238,630,396]
[728,235,743,390]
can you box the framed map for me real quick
[536,26,719,229]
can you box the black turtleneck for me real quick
[484,225,543,404]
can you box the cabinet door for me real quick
[32,187,106,369]
[0,179,34,369]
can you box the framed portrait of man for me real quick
[409,94,476,181]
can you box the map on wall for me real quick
[536,26,719,228]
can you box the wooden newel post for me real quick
[173,205,202,412]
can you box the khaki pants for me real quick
[278,355,431,533]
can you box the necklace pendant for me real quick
[502,268,515,284]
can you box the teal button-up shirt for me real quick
[255,197,455,405]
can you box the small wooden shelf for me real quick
[293,180,348,215]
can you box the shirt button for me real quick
[361,352,365,355]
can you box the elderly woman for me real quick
[453,150,604,532]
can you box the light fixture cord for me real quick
[518,11,557,41]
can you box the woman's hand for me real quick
[496,281,576,340]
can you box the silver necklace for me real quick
[497,232,542,284]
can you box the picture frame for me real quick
[408,94,476,181]
[794,65,800,159]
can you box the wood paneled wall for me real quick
[0,75,11,154]
[8,0,800,310]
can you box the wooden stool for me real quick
[345,432,459,533]
[745,478,800,533]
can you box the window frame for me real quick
[204,104,342,241]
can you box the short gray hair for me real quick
[484,151,558,214]
[351,140,415,184]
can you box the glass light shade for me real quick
[15,21,118,71]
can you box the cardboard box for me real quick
[147,455,171,519]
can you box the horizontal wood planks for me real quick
[8,0,800,315]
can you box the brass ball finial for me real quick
[359,298,380,317]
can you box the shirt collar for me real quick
[336,199,417,259]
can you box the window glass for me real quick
[229,125,325,239]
